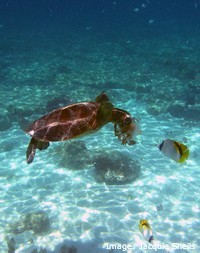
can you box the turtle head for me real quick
[112,108,141,145]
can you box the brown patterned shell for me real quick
[26,101,112,142]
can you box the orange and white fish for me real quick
[159,139,189,163]
[139,219,154,243]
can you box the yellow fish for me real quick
[139,219,154,243]
[159,139,189,163]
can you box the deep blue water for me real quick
[1,0,200,36]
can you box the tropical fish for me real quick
[159,139,189,163]
[139,219,154,243]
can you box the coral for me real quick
[156,204,164,212]
[168,104,200,121]
[94,151,141,185]
[59,245,69,253]
[146,100,168,116]
[31,248,47,253]
[59,245,77,253]
[68,246,77,253]
[8,211,50,235]
[5,237,15,253]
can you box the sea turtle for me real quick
[25,93,141,164]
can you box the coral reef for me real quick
[94,151,141,185]
[145,82,200,121]
[167,104,200,121]
[6,237,16,253]
[30,245,78,253]
[7,211,50,235]
[146,99,168,116]
[31,248,47,253]
[59,245,77,253]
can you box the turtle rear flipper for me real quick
[26,138,50,164]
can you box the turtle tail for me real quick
[26,138,50,164]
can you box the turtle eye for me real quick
[124,116,132,125]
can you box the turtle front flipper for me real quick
[96,101,113,125]
[26,138,50,164]
[95,92,109,103]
